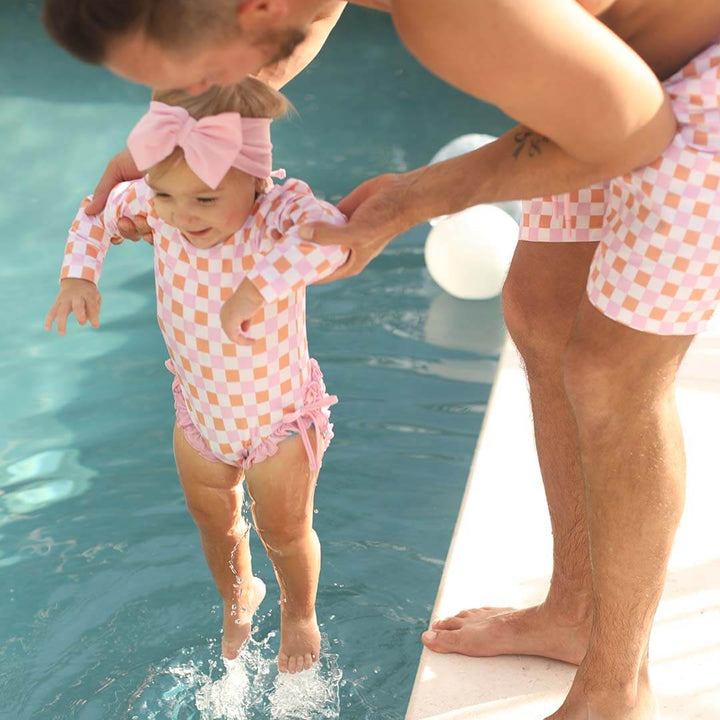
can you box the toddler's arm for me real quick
[46,180,153,334]
[220,279,264,345]
[60,180,153,285]
[245,181,350,305]
[220,181,349,344]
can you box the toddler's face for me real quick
[147,162,257,248]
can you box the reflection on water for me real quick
[363,354,498,386]
[0,449,95,525]
[371,284,506,384]
[128,632,342,720]
[425,293,506,357]
[424,292,506,383]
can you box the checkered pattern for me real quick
[519,40,720,335]
[61,178,349,467]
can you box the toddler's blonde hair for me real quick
[150,78,292,191]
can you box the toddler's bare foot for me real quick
[221,577,266,660]
[422,603,591,665]
[277,609,321,674]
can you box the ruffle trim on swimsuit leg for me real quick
[167,360,221,463]
[241,358,337,472]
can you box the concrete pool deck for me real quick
[407,321,720,719]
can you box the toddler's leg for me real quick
[245,430,321,674]
[173,424,266,659]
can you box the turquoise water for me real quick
[0,4,511,718]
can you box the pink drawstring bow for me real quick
[127,102,277,189]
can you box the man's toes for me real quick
[422,629,461,653]
[432,616,464,631]
[462,606,511,618]
[288,655,298,674]
[304,652,314,669]
[278,653,289,673]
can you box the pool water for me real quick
[0,4,511,718]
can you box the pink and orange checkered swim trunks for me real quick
[170,358,336,472]
[520,40,720,335]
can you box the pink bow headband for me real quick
[127,102,279,189]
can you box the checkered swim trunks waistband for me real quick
[519,39,720,335]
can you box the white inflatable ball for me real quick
[429,134,523,225]
[430,133,498,165]
[425,204,519,300]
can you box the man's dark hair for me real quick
[42,0,236,64]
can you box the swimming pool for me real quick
[0,4,511,718]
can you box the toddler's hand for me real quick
[45,278,102,335]
[111,215,153,246]
[220,279,264,345]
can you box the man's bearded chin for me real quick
[256,27,307,66]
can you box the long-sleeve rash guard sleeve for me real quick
[60,180,154,284]
[246,180,349,304]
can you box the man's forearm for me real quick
[402,110,675,227]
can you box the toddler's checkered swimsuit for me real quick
[61,178,348,470]
[520,39,720,335]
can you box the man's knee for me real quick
[562,334,665,432]
[502,241,597,373]
[563,315,690,431]
[502,271,570,372]
[562,338,617,428]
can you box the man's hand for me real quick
[86,149,153,245]
[45,278,102,335]
[298,173,417,282]
[220,279,264,345]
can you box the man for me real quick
[43,1,720,718]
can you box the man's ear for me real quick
[237,0,289,31]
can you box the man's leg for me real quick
[547,296,691,720]
[424,240,597,664]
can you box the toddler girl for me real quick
[45,79,348,674]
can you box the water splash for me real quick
[193,656,251,720]
[268,661,342,719]
[128,632,342,720]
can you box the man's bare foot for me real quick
[422,603,591,665]
[221,577,266,659]
[545,664,657,719]
[277,609,321,674]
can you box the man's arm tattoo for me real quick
[512,130,550,159]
